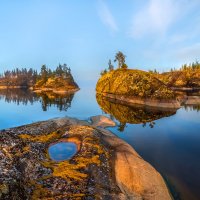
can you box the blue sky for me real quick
[0,0,200,85]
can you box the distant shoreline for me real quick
[33,87,80,94]
[0,85,28,89]
[0,85,80,94]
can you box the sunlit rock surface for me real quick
[90,115,116,128]
[34,75,79,94]
[156,68,200,89]
[96,69,180,109]
[0,117,171,199]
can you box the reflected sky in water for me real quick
[0,87,200,199]
[48,142,77,162]
[107,104,200,200]
[0,88,102,129]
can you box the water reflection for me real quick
[96,94,177,131]
[38,92,74,111]
[97,92,200,199]
[48,142,77,161]
[0,88,39,105]
[0,89,74,111]
[175,90,200,112]
[183,104,200,112]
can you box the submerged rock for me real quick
[0,117,172,199]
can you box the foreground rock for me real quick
[0,117,172,199]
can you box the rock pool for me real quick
[48,142,77,161]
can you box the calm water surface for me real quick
[48,142,77,161]
[0,88,200,200]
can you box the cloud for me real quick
[129,0,180,38]
[97,0,118,32]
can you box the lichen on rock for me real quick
[96,69,176,100]
[0,117,172,200]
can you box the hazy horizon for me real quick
[0,0,200,84]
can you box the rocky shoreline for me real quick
[171,87,200,91]
[33,87,80,94]
[97,90,200,110]
[0,86,80,94]
[97,92,181,109]
[0,86,28,89]
[0,116,172,199]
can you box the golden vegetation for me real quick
[16,125,109,199]
[14,145,31,157]
[43,161,88,181]
[96,68,176,100]
[41,129,105,182]
[96,94,176,124]
[25,126,109,199]
[35,76,78,91]
[42,132,103,181]
[0,184,8,198]
[34,63,79,91]
[19,131,61,143]
[31,183,52,200]
[157,68,200,88]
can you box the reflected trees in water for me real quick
[0,89,74,112]
[39,92,74,111]
[0,89,39,105]
[96,94,177,131]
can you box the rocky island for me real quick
[0,116,172,200]
[0,63,79,94]
[156,62,200,91]
[96,68,180,109]
[96,52,200,109]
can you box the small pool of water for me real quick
[48,142,77,161]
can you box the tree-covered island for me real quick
[97,52,200,109]
[0,64,79,93]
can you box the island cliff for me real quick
[96,68,180,108]
[96,52,200,109]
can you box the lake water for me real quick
[0,88,200,200]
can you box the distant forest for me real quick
[0,64,72,87]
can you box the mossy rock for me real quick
[96,69,176,100]
[35,76,79,91]
[0,117,172,200]
[156,68,200,88]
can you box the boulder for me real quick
[0,117,172,199]
[90,115,116,128]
